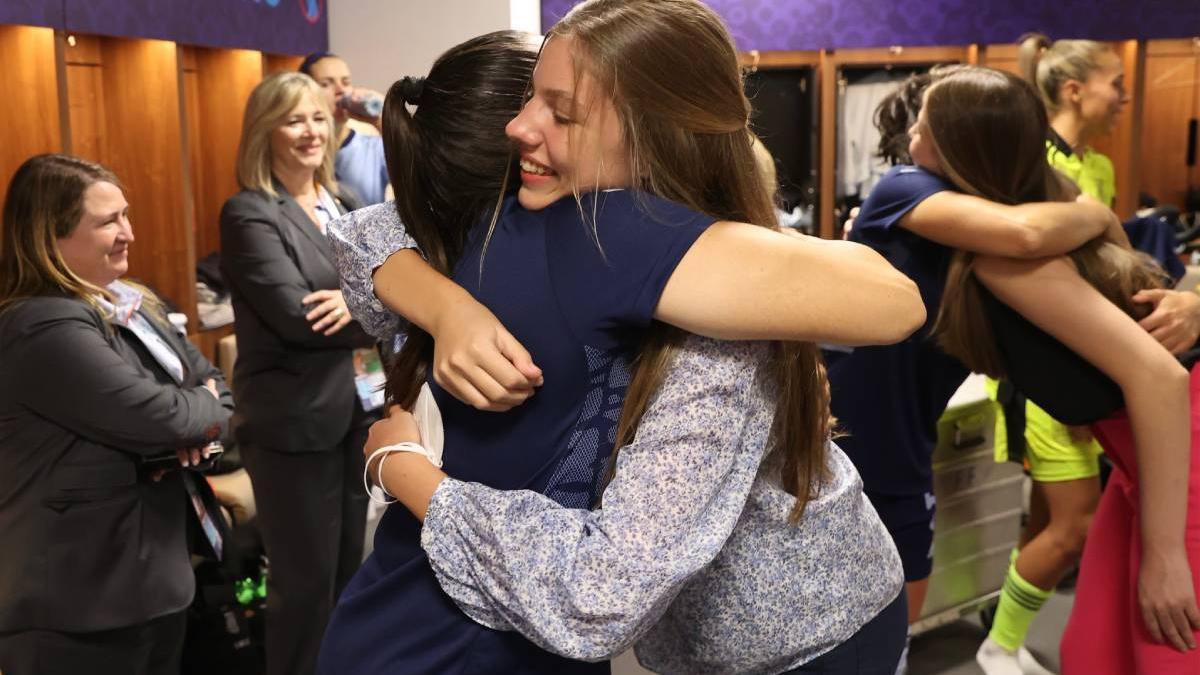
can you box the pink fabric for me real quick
[1060,365,1200,674]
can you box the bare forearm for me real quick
[373,249,477,335]
[902,192,1117,258]
[658,224,925,345]
[374,451,447,521]
[1125,367,1192,556]
[1010,200,1117,256]
[710,243,922,344]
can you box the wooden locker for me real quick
[1139,38,1200,212]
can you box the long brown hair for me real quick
[927,68,1164,374]
[381,31,539,408]
[1,154,120,316]
[553,0,831,521]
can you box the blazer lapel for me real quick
[273,179,335,263]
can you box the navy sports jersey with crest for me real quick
[319,190,713,675]
[824,165,969,497]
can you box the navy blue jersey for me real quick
[825,166,969,496]
[320,190,713,674]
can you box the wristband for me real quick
[363,447,396,504]
[363,442,436,504]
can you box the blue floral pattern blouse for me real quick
[422,336,904,674]
[326,201,415,342]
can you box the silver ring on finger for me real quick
[331,308,344,319]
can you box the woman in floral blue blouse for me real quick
[321,3,920,674]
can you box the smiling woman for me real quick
[0,154,233,675]
[507,36,631,209]
[219,71,381,675]
[56,180,133,287]
[271,96,329,173]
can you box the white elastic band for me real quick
[363,442,435,504]
[364,447,396,504]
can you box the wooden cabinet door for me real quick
[0,25,63,206]
[1140,39,1200,211]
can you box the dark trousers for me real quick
[242,423,369,675]
[0,611,186,675]
[783,592,907,674]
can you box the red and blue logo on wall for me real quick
[299,0,324,24]
[253,0,322,24]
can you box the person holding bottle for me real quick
[301,52,390,205]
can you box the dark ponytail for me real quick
[382,30,539,408]
[874,72,932,166]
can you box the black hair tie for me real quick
[399,76,425,105]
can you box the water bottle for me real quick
[339,92,384,119]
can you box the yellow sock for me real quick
[988,560,1051,651]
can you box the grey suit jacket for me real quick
[220,182,374,454]
[0,295,234,633]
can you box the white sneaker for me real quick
[975,637,1024,675]
[1017,646,1057,675]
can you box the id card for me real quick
[353,347,387,412]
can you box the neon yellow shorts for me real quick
[985,378,1102,483]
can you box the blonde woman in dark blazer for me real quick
[0,154,233,675]
[220,72,377,675]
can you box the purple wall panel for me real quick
[63,0,327,54]
[4,0,326,54]
[541,1,1200,51]
[0,1,63,29]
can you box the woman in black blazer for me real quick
[0,154,233,675]
[219,72,378,675]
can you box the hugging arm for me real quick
[353,205,925,413]
[974,255,1200,651]
[900,192,1125,257]
[657,222,925,345]
[328,203,542,410]
[375,339,772,660]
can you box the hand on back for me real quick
[1134,288,1200,355]
[430,299,544,412]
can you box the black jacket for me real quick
[220,182,374,454]
[0,295,233,632]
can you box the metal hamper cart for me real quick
[912,374,1025,635]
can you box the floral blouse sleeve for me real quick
[326,201,418,341]
[419,336,775,661]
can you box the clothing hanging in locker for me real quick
[837,70,909,200]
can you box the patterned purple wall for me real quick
[0,0,60,28]
[3,0,326,55]
[541,0,1200,50]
